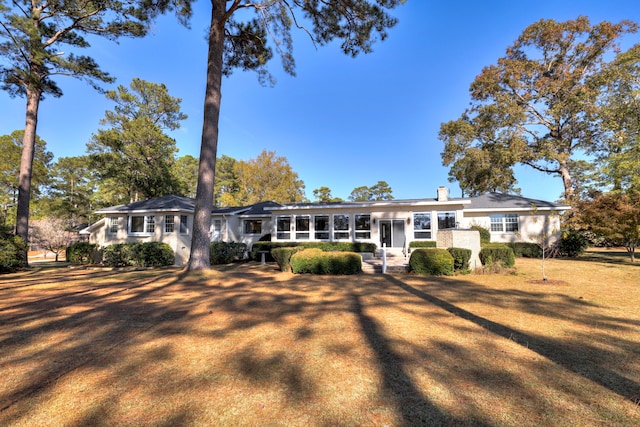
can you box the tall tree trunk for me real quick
[16,88,41,264]
[559,161,574,202]
[187,0,225,271]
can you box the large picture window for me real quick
[490,214,519,232]
[129,215,155,234]
[277,216,291,239]
[244,220,262,235]
[355,214,371,239]
[333,214,350,239]
[413,213,431,239]
[314,215,329,240]
[437,212,456,230]
[296,216,310,240]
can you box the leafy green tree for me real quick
[43,156,97,228]
[439,17,637,202]
[87,78,187,203]
[173,155,199,198]
[313,186,343,203]
[232,150,305,205]
[187,0,406,270]
[214,155,240,206]
[595,45,640,193]
[0,131,52,227]
[0,0,186,252]
[349,181,393,201]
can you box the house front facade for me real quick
[81,187,569,266]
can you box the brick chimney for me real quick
[437,186,449,202]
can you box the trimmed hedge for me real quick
[290,248,362,275]
[251,241,376,262]
[102,242,174,267]
[508,242,542,258]
[210,242,247,265]
[447,247,471,271]
[66,242,98,264]
[479,244,515,267]
[271,246,304,272]
[0,233,27,273]
[409,248,454,276]
[409,240,437,249]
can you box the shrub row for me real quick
[102,242,174,267]
[0,232,27,273]
[290,248,362,275]
[66,242,99,264]
[210,242,247,265]
[507,242,542,258]
[251,241,376,262]
[479,244,515,267]
[447,247,472,271]
[409,248,454,276]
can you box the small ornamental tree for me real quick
[30,217,76,261]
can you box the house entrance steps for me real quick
[361,247,409,274]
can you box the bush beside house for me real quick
[409,248,454,276]
[479,244,515,268]
[102,242,174,267]
[0,233,27,273]
[290,248,362,275]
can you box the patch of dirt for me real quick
[526,279,567,285]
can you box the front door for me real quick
[379,220,405,248]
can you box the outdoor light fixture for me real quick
[406,217,411,225]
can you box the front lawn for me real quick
[0,254,638,426]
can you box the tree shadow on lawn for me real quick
[382,275,640,404]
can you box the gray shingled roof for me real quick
[467,193,569,210]
[96,195,196,213]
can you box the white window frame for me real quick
[128,215,155,235]
[490,213,519,232]
[413,212,432,239]
[180,215,189,235]
[295,215,310,240]
[244,219,262,235]
[277,216,291,240]
[314,215,330,240]
[355,214,371,240]
[108,217,119,234]
[437,211,456,230]
[333,214,350,240]
[165,215,175,233]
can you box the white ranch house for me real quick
[81,187,569,266]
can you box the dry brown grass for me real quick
[1,251,639,426]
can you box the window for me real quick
[437,212,456,230]
[296,216,310,240]
[108,217,119,234]
[129,215,155,234]
[314,215,329,240]
[490,214,519,232]
[355,214,371,239]
[277,216,291,239]
[165,215,175,233]
[244,219,262,235]
[413,213,431,239]
[180,215,189,234]
[333,214,349,239]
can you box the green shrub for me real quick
[409,240,437,249]
[102,243,132,267]
[210,242,247,265]
[447,247,471,271]
[102,242,175,267]
[66,242,98,264]
[290,248,362,275]
[0,233,27,273]
[409,248,454,276]
[479,244,515,267]
[470,225,491,244]
[508,242,542,258]
[251,241,376,261]
[271,246,304,272]
[558,230,589,257]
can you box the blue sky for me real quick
[2,0,640,202]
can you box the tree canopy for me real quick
[439,16,638,201]
[87,78,187,203]
[313,186,343,203]
[349,181,394,201]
